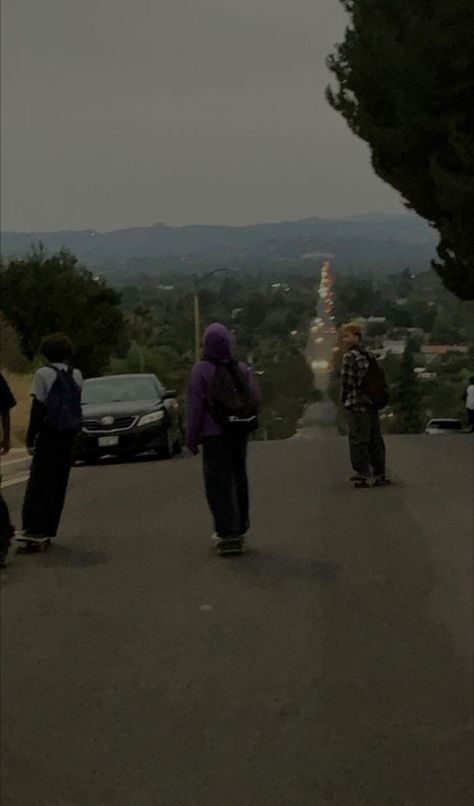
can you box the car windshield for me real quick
[82,377,161,405]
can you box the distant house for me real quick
[382,339,407,356]
[406,327,426,340]
[271,283,290,292]
[415,367,437,380]
[421,345,469,363]
[388,327,427,343]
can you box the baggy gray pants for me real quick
[346,408,386,478]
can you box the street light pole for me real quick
[193,267,231,363]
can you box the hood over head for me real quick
[203,323,233,362]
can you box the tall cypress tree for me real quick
[396,341,422,433]
[327,0,474,300]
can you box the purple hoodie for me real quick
[186,323,260,451]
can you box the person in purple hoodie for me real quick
[186,323,260,549]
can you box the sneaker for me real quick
[16,532,50,545]
[212,532,245,543]
[218,536,244,556]
[350,474,370,482]
[373,476,391,487]
[353,478,371,488]
[18,531,48,540]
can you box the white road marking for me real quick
[1,474,30,489]
[1,456,31,467]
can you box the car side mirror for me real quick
[162,389,177,400]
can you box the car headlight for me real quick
[138,410,165,427]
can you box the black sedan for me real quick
[75,374,184,463]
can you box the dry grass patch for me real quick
[2,372,32,448]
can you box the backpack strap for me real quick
[226,360,249,394]
[351,346,372,388]
[48,364,74,375]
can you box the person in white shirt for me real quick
[0,373,17,566]
[21,333,83,543]
[464,376,474,432]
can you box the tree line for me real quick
[0,248,319,440]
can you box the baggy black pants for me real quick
[346,408,386,478]
[202,435,249,538]
[0,493,14,560]
[22,431,75,537]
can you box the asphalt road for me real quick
[1,434,473,806]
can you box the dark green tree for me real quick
[0,246,126,376]
[0,313,29,373]
[327,0,474,300]
[397,269,413,299]
[395,341,422,432]
[127,305,154,371]
[366,321,386,338]
[242,293,268,330]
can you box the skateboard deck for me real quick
[352,479,392,489]
[15,535,51,551]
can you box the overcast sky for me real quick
[1,0,404,231]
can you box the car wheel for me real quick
[173,429,183,455]
[176,421,185,453]
[81,456,100,466]
[156,428,174,460]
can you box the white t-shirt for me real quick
[31,363,83,403]
[466,384,474,411]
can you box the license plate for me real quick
[98,436,119,447]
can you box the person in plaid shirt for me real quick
[340,323,389,486]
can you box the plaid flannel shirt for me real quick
[340,346,370,411]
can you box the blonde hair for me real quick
[341,322,362,338]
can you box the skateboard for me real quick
[217,538,244,557]
[15,535,52,552]
[351,476,391,489]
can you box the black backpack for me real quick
[44,367,82,433]
[210,361,259,435]
[360,352,390,410]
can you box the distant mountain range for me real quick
[1,212,437,272]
